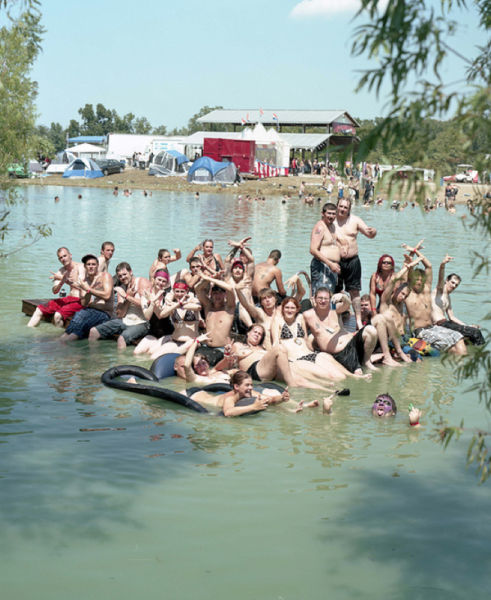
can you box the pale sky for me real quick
[28,0,484,130]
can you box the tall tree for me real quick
[0,1,51,255]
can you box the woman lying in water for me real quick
[271,297,371,385]
[185,370,319,416]
[232,323,330,390]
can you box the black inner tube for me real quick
[101,365,209,413]
[101,366,288,416]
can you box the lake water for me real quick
[1,185,490,600]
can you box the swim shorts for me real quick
[436,320,484,346]
[336,255,362,292]
[310,257,337,294]
[413,325,463,352]
[332,327,365,373]
[65,308,110,339]
[38,296,83,320]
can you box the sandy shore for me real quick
[13,168,488,205]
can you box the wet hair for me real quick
[374,393,397,414]
[158,248,170,259]
[322,202,337,213]
[392,282,409,302]
[101,241,114,251]
[231,370,252,387]
[247,323,266,345]
[314,286,331,298]
[376,254,395,274]
[337,197,352,210]
[57,246,70,255]
[259,288,277,302]
[269,249,282,261]
[281,296,300,313]
[202,238,214,248]
[189,257,201,266]
[446,273,462,283]
[116,261,132,273]
[408,268,426,288]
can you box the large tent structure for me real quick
[149,150,189,176]
[62,157,104,179]
[187,156,237,184]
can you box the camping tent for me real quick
[67,143,105,158]
[28,160,43,174]
[149,150,189,176]
[62,157,104,179]
[187,156,237,184]
[46,150,76,174]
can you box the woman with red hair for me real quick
[369,254,395,312]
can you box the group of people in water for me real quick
[27,196,483,419]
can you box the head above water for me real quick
[372,393,397,417]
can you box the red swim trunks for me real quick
[38,296,83,320]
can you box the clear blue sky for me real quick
[29,0,484,130]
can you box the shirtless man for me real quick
[303,288,377,375]
[28,247,85,328]
[251,249,286,301]
[404,247,467,355]
[309,202,341,295]
[195,275,236,363]
[335,198,377,328]
[431,254,484,346]
[98,241,115,273]
[60,254,114,341]
[89,262,151,349]
[359,295,412,365]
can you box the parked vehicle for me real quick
[95,158,125,176]
[7,163,28,178]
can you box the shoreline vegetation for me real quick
[12,170,489,205]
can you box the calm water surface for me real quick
[1,186,490,599]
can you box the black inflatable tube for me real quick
[101,366,287,416]
[101,365,209,413]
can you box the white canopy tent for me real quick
[67,143,105,158]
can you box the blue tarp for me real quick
[165,150,189,166]
[188,156,230,177]
[67,136,107,144]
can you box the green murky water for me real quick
[0,185,489,599]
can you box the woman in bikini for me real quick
[134,280,201,358]
[271,297,365,384]
[369,254,395,312]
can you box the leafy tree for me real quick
[0,1,51,256]
[352,0,490,481]
[153,124,168,136]
[133,116,152,134]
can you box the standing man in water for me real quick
[251,250,286,302]
[335,198,377,329]
[98,241,115,273]
[309,202,341,295]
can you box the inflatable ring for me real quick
[101,365,209,413]
[150,353,180,379]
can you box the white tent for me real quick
[67,143,105,158]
